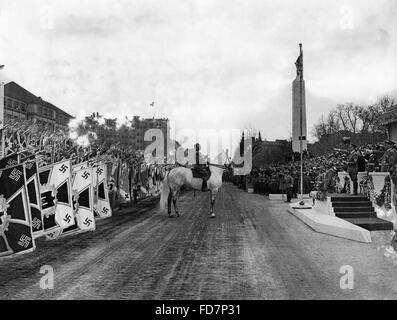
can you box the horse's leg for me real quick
[167,192,174,217]
[210,190,217,218]
[173,190,180,217]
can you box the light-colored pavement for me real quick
[1,183,397,299]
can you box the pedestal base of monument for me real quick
[269,194,310,200]
[291,201,312,209]
[288,203,371,243]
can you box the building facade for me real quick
[132,116,168,152]
[3,81,74,130]
[93,115,168,152]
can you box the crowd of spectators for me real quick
[233,139,394,200]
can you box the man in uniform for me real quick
[193,143,211,191]
[347,144,360,195]
[381,140,397,175]
[284,171,294,203]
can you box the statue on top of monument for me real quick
[295,43,303,77]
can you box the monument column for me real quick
[292,44,307,154]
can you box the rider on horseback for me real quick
[193,143,211,191]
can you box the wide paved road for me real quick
[1,183,397,299]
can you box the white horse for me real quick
[160,164,230,218]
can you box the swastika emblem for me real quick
[7,159,17,167]
[96,168,103,175]
[32,217,42,230]
[63,214,72,224]
[83,218,92,227]
[82,171,90,180]
[17,234,31,248]
[102,207,109,215]
[59,164,69,173]
[9,168,22,182]
[25,162,34,170]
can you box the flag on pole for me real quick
[119,162,130,202]
[24,160,45,238]
[0,163,35,257]
[71,166,95,231]
[93,162,112,219]
[38,159,74,240]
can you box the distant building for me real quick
[96,125,137,149]
[252,138,292,167]
[4,81,74,130]
[132,116,168,152]
[94,115,168,152]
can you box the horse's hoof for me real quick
[210,213,215,218]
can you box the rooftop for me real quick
[4,81,74,118]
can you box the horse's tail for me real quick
[160,171,170,211]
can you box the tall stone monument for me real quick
[292,44,307,153]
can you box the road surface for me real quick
[1,183,397,299]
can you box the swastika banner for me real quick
[39,159,74,239]
[24,160,45,239]
[0,163,36,257]
[119,162,131,202]
[72,166,95,231]
[93,163,112,219]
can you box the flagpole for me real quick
[0,70,5,159]
[299,43,304,206]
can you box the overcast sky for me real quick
[0,0,396,142]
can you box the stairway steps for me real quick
[335,212,377,219]
[331,196,368,202]
[333,207,374,213]
[332,201,373,207]
[343,218,393,231]
[330,195,391,231]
